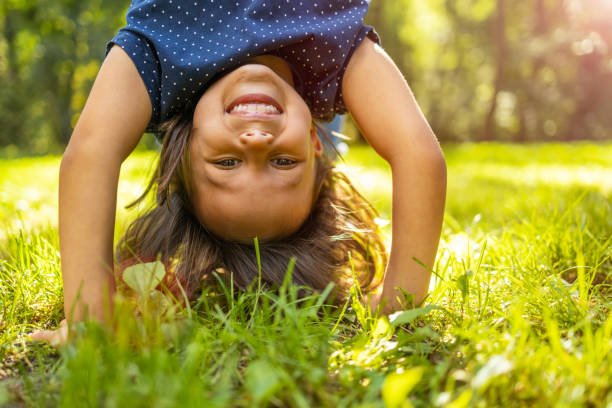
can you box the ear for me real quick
[310,123,324,158]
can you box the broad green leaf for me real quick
[122,261,166,296]
[389,305,440,327]
[148,289,171,314]
[161,319,189,343]
[382,367,423,408]
[244,359,283,404]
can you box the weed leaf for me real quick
[122,261,166,296]
[389,304,440,327]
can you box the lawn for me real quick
[1,142,611,407]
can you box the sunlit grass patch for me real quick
[456,163,612,192]
[0,157,60,241]
[1,142,611,407]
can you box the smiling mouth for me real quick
[226,93,284,115]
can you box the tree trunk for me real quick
[482,0,506,141]
[515,95,527,143]
[529,0,547,140]
[1,7,26,146]
[4,10,19,82]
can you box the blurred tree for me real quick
[0,0,127,154]
[482,0,505,141]
[362,0,612,143]
[2,0,612,155]
[0,2,36,151]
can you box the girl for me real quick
[31,0,446,345]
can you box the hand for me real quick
[28,319,69,348]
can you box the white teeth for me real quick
[231,103,280,114]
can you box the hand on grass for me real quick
[28,319,69,348]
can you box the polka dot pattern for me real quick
[106,0,380,133]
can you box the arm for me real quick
[59,45,151,323]
[342,37,447,313]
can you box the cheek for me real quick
[193,83,225,124]
[293,98,312,127]
[284,105,313,147]
[189,186,224,231]
[185,160,214,220]
[281,83,311,124]
[193,106,222,133]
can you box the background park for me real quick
[1,0,612,406]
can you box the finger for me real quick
[28,329,54,342]
[55,325,69,345]
[28,326,69,347]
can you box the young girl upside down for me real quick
[31,0,447,345]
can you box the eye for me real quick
[271,158,297,167]
[215,158,240,168]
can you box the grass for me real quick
[1,142,611,407]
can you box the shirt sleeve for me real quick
[106,29,162,133]
[269,0,382,123]
[333,24,381,118]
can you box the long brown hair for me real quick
[115,106,387,305]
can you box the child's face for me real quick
[187,56,323,243]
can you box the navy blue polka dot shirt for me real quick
[107,0,380,133]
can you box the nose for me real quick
[239,129,274,148]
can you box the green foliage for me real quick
[389,305,441,328]
[363,0,612,142]
[2,0,612,154]
[0,0,127,154]
[1,144,612,406]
